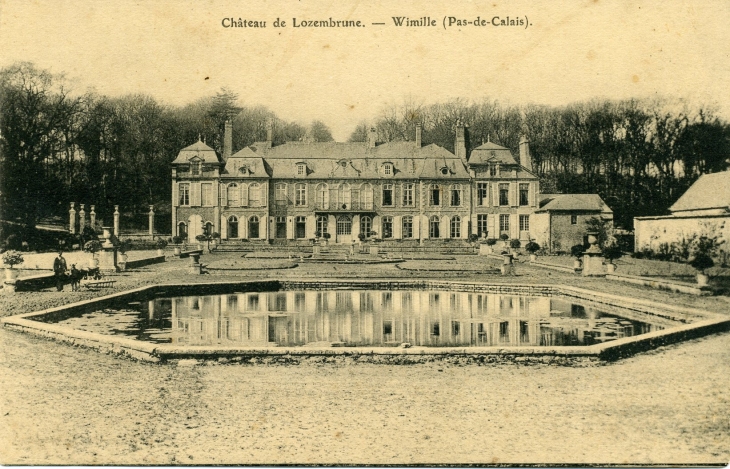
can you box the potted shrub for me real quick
[690,253,714,287]
[172,236,183,256]
[602,242,623,273]
[468,233,479,244]
[210,232,220,249]
[155,238,168,256]
[195,234,206,251]
[525,241,540,262]
[322,232,332,246]
[571,244,585,270]
[83,240,102,268]
[2,250,24,281]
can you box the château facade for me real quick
[171,121,542,245]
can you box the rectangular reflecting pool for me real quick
[45,290,676,347]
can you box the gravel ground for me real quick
[1,253,729,465]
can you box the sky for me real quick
[1,0,729,141]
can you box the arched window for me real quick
[248,216,260,239]
[361,183,373,209]
[451,216,461,238]
[339,183,351,209]
[227,183,239,207]
[227,216,238,239]
[450,184,462,206]
[316,183,329,209]
[295,183,307,206]
[382,216,393,239]
[360,216,372,237]
[402,216,413,239]
[204,221,214,236]
[177,222,187,238]
[336,215,352,235]
[429,215,440,238]
[316,215,328,236]
[248,183,261,207]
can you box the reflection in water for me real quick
[65,290,667,347]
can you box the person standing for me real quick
[53,251,68,291]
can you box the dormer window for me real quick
[383,163,393,176]
[297,163,307,176]
[440,167,450,176]
[490,164,499,177]
[191,161,201,176]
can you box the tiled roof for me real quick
[468,141,519,165]
[669,171,730,212]
[253,141,471,179]
[537,194,612,213]
[172,140,222,164]
[222,148,270,178]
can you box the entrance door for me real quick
[336,215,352,244]
[275,216,286,239]
[295,216,306,239]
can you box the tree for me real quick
[308,120,334,142]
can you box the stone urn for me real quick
[529,254,537,262]
[573,259,582,270]
[173,246,182,256]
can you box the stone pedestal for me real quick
[582,253,605,276]
[369,245,379,256]
[312,244,321,257]
[113,206,120,237]
[148,205,155,236]
[479,244,492,256]
[189,254,202,274]
[90,205,96,228]
[69,203,77,234]
[98,226,118,272]
[500,253,515,276]
[3,280,16,294]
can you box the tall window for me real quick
[429,184,441,206]
[360,216,372,237]
[519,183,530,206]
[361,183,373,209]
[490,164,498,177]
[499,183,509,206]
[402,216,413,239]
[248,183,261,207]
[477,182,488,206]
[295,183,307,206]
[519,215,530,232]
[477,214,488,237]
[450,184,462,206]
[339,183,351,208]
[275,183,287,206]
[178,183,190,206]
[227,216,238,238]
[227,183,239,207]
[451,216,461,238]
[248,216,260,239]
[499,214,510,233]
[295,216,306,239]
[204,221,214,236]
[201,183,213,206]
[402,183,414,206]
[191,161,201,176]
[429,216,440,238]
[382,184,393,206]
[316,215,328,236]
[315,183,328,209]
[177,222,187,238]
[382,216,393,238]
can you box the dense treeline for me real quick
[2,62,729,233]
[350,98,730,228]
[0,62,332,230]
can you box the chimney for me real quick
[368,127,377,148]
[519,135,532,172]
[223,120,232,160]
[455,120,467,163]
[415,123,422,148]
[266,119,273,148]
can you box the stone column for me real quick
[79,204,86,231]
[148,205,155,236]
[69,203,77,234]
[90,205,96,229]
[113,206,120,237]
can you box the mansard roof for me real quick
[669,171,730,213]
[537,194,613,214]
[468,141,519,166]
[172,140,222,164]
[250,141,471,179]
[222,148,270,178]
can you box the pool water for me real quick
[48,290,673,348]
